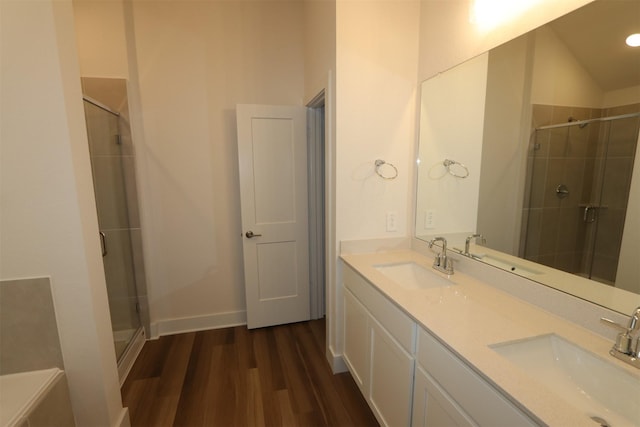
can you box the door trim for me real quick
[307,91,326,320]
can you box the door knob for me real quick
[245,231,262,238]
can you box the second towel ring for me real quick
[375,159,398,180]
[443,159,469,178]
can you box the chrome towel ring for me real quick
[375,159,398,180]
[443,159,469,178]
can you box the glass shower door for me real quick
[521,123,587,272]
[523,111,639,286]
[83,99,142,361]
[586,115,640,284]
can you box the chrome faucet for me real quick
[464,233,486,257]
[601,307,640,369]
[428,237,454,275]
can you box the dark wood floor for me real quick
[121,318,379,426]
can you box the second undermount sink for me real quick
[491,334,640,426]
[374,262,455,290]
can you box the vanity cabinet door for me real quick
[370,319,415,427]
[343,264,417,427]
[412,366,476,427]
[417,328,539,427]
[344,287,370,393]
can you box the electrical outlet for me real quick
[386,211,398,232]
[425,210,436,229]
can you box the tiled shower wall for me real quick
[522,103,640,284]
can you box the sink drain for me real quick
[590,416,611,427]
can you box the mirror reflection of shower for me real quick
[521,104,640,288]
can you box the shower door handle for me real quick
[583,206,596,223]
[99,231,108,257]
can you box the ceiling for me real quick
[549,0,640,92]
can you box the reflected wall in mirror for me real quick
[415,0,640,314]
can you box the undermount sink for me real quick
[374,262,455,290]
[491,334,640,426]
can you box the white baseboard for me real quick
[149,322,159,340]
[327,345,347,374]
[151,310,247,338]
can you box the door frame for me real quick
[307,91,326,320]
[306,77,339,371]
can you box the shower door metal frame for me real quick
[524,111,640,283]
[83,96,144,362]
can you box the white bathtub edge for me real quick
[0,368,63,427]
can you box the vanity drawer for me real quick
[417,328,539,427]
[343,265,416,353]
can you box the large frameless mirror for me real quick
[415,0,640,315]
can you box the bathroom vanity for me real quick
[340,249,640,427]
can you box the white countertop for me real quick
[341,249,640,427]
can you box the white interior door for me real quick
[236,104,310,329]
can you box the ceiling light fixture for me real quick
[626,33,640,47]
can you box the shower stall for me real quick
[521,105,640,286]
[82,93,148,372]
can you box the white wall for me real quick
[303,0,336,103]
[418,0,594,82]
[333,0,420,355]
[1,1,126,425]
[335,0,420,240]
[415,53,488,237]
[530,25,603,107]
[475,36,531,254]
[129,1,305,333]
[73,0,129,78]
[603,84,640,108]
